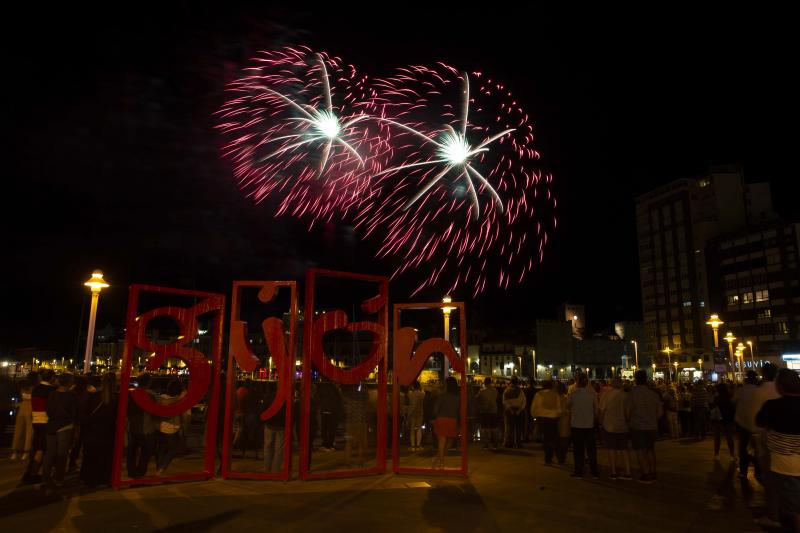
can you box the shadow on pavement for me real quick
[422,482,498,532]
[154,509,244,532]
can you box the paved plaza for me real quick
[0,437,773,532]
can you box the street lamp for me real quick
[662,347,673,382]
[706,314,724,348]
[735,349,744,383]
[611,365,616,378]
[673,361,679,383]
[698,358,703,379]
[631,340,640,369]
[746,340,755,365]
[441,295,456,378]
[83,270,109,374]
[651,362,656,378]
[723,331,736,382]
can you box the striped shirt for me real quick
[756,395,800,476]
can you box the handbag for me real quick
[709,406,722,421]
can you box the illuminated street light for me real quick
[723,331,736,382]
[441,295,456,377]
[631,340,639,369]
[663,347,673,383]
[746,340,755,365]
[651,362,656,377]
[83,270,109,374]
[673,361,679,382]
[705,314,724,348]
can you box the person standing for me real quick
[752,363,783,527]
[568,374,599,479]
[734,370,760,478]
[691,380,709,440]
[23,370,55,484]
[531,380,565,465]
[11,379,33,461]
[406,381,426,451]
[155,379,186,476]
[475,378,499,450]
[126,373,155,478]
[629,370,663,484]
[663,386,680,439]
[262,381,286,474]
[710,382,736,461]
[433,377,460,469]
[755,369,800,531]
[502,376,526,448]
[317,381,344,452]
[80,373,117,487]
[41,373,77,493]
[599,378,633,480]
[677,384,693,437]
[556,381,572,459]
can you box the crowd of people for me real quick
[2,364,798,529]
[5,369,193,493]
[465,365,799,530]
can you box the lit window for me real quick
[776,322,789,335]
[755,289,770,302]
[727,295,739,306]
[699,179,711,188]
[682,300,692,307]
[757,309,772,319]
[699,300,705,307]
[742,292,753,304]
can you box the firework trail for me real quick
[215,46,390,226]
[353,64,557,297]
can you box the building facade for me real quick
[707,221,800,361]
[635,166,772,366]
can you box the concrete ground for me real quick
[0,437,787,532]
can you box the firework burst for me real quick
[215,46,389,226]
[353,64,557,296]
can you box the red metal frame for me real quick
[112,285,225,489]
[392,302,468,476]
[221,281,297,481]
[299,268,389,480]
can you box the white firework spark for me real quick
[370,73,514,219]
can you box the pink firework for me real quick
[353,64,557,297]
[215,46,389,226]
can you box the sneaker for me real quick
[21,453,29,461]
[753,516,781,528]
[10,453,17,460]
[619,473,632,480]
[609,473,618,480]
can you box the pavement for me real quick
[0,437,788,533]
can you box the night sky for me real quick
[2,4,794,355]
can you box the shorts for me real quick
[434,417,458,438]
[479,413,498,429]
[773,471,800,514]
[630,430,657,450]
[604,430,630,450]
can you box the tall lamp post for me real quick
[706,314,724,349]
[631,340,639,369]
[673,361,679,383]
[83,270,109,374]
[746,340,755,365]
[651,362,657,379]
[441,295,456,380]
[723,331,736,382]
[663,347,673,382]
[737,342,746,381]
